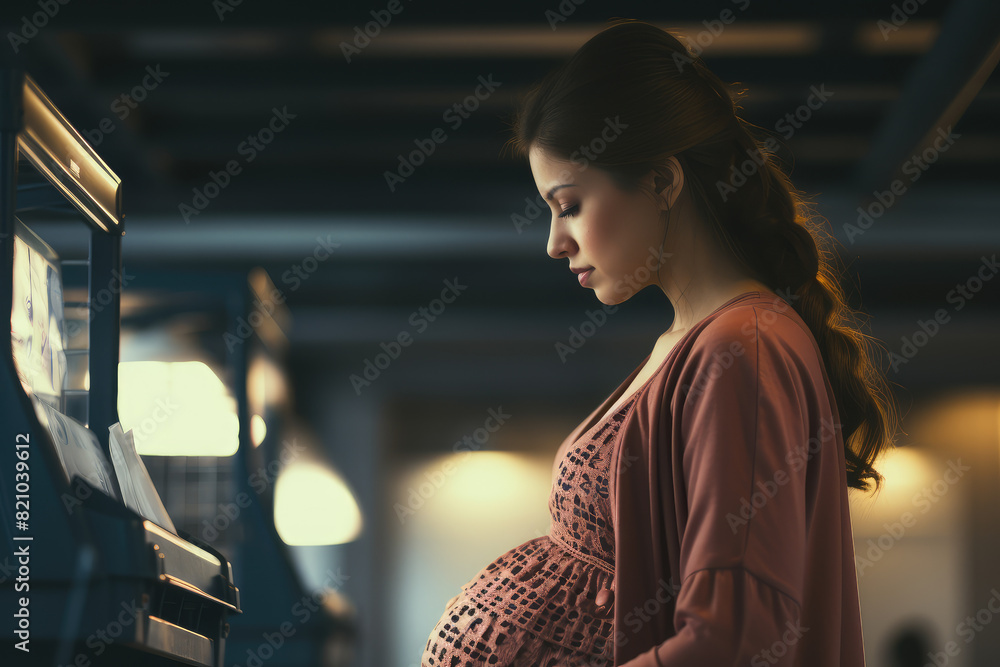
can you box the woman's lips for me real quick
[578,269,593,287]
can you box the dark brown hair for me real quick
[504,18,899,492]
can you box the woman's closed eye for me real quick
[559,205,579,218]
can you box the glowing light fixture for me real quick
[250,413,267,447]
[274,461,363,546]
[117,361,240,456]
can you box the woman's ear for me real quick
[648,156,684,211]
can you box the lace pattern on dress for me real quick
[458,394,636,657]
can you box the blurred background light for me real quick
[250,413,267,447]
[274,460,363,546]
[117,360,240,456]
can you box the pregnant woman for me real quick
[422,18,899,667]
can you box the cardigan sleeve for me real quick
[623,312,812,666]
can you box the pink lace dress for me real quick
[421,394,635,667]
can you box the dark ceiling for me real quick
[3,0,996,216]
[3,0,999,396]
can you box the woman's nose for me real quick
[547,219,574,259]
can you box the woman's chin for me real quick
[594,283,643,307]
[593,288,622,307]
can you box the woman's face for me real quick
[529,145,672,305]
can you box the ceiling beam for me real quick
[852,0,1000,195]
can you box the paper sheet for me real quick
[109,422,177,534]
[31,395,119,501]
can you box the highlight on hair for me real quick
[503,18,901,492]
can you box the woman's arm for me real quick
[622,311,814,666]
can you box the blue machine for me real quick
[0,69,242,667]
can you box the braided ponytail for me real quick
[507,18,900,492]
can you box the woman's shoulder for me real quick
[636,294,822,403]
[686,296,818,364]
[704,293,811,341]
[657,297,828,411]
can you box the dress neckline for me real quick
[572,290,768,439]
[579,392,639,440]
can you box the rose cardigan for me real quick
[550,291,866,666]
